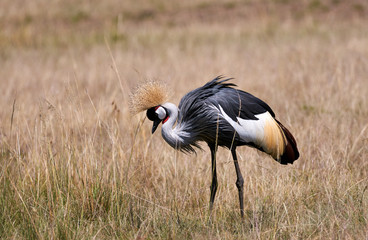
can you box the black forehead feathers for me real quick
[146,107,157,121]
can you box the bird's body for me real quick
[145,76,299,217]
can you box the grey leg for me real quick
[209,145,218,213]
[231,148,244,218]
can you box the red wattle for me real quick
[162,116,169,124]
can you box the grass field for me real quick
[1,0,368,239]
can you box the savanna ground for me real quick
[1,0,368,239]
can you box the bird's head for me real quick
[146,105,168,133]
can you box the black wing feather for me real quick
[179,76,274,123]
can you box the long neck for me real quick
[161,102,186,149]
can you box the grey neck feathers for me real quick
[160,102,189,149]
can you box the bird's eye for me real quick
[155,106,166,120]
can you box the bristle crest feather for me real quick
[129,81,170,115]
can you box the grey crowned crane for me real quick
[131,76,299,218]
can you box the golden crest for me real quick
[129,81,170,115]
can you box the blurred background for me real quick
[1,0,368,239]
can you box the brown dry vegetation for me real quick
[1,0,368,239]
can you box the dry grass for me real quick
[1,0,368,239]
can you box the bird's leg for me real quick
[209,146,218,214]
[231,148,244,218]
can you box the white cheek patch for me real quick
[155,106,166,120]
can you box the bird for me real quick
[131,76,299,218]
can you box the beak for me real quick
[152,119,161,134]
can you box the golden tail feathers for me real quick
[262,117,299,164]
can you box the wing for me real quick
[178,76,275,123]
